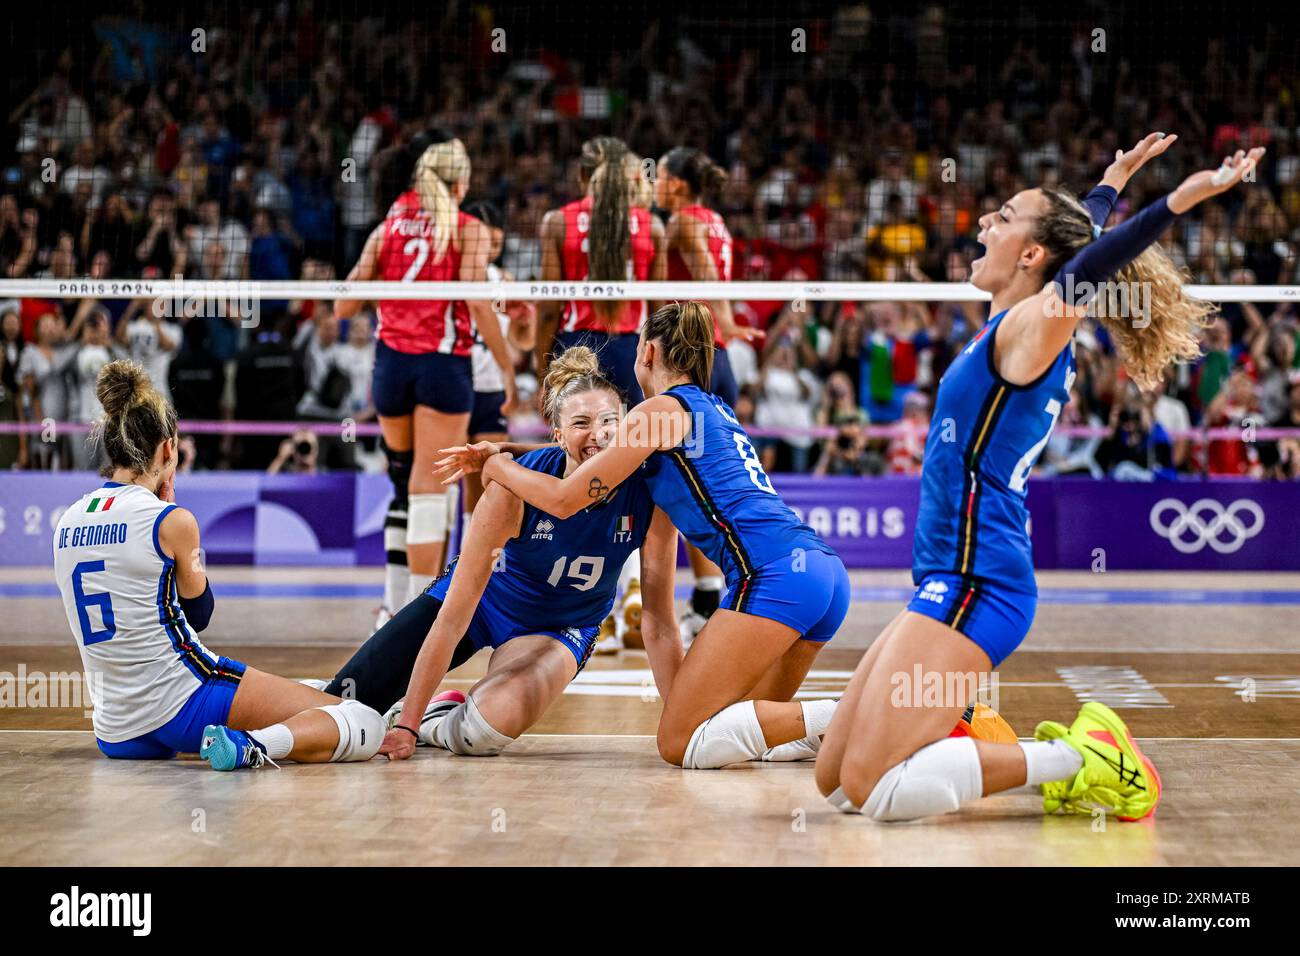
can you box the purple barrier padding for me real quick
[174,474,262,565]
[1025,481,1060,572]
[1049,478,1300,571]
[353,473,392,568]
[4,472,1297,570]
[767,475,918,568]
[256,474,358,566]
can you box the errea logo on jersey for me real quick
[918,580,949,605]
[531,519,555,541]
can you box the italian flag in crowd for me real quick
[86,495,116,513]
[866,332,918,403]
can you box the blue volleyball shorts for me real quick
[723,548,851,643]
[96,656,247,759]
[906,573,1036,667]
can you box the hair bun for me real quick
[96,359,150,420]
[541,346,621,425]
[544,345,601,398]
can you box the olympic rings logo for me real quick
[1148,498,1265,554]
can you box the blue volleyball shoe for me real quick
[200,725,276,771]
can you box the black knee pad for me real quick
[691,586,721,618]
[383,440,414,504]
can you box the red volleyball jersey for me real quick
[559,195,654,334]
[374,191,476,356]
[668,203,733,347]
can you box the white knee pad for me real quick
[762,700,835,761]
[682,700,768,769]
[384,510,408,555]
[762,737,820,762]
[861,736,983,822]
[431,695,514,756]
[407,493,450,546]
[320,700,386,762]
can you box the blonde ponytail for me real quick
[1033,187,1213,392]
[643,301,716,388]
[542,346,621,424]
[1099,247,1214,391]
[414,139,471,260]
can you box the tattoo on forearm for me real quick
[588,477,610,500]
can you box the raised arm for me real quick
[1001,147,1264,384]
[1093,132,1179,209]
[482,394,690,519]
[383,481,525,759]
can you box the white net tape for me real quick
[1,279,1298,303]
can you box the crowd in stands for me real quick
[2,3,1298,478]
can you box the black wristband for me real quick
[393,725,419,740]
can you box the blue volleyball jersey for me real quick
[912,310,1075,595]
[429,446,654,629]
[641,383,836,587]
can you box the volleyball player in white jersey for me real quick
[53,360,386,771]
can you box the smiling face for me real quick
[970,188,1051,293]
[554,388,623,469]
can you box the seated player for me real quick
[53,360,387,772]
[322,347,681,759]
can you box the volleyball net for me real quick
[2,280,1297,466]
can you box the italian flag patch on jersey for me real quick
[617,516,632,534]
[86,495,116,513]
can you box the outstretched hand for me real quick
[1103,132,1179,190]
[1170,147,1266,214]
[432,441,502,485]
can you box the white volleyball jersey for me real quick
[53,481,219,742]
[470,262,511,393]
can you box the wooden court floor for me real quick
[2,567,1298,866]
